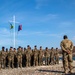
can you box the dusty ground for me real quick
[0,60,75,75]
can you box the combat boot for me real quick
[65,70,68,74]
[69,70,73,74]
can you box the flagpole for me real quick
[13,15,15,48]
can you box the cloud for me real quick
[17,30,63,39]
[35,0,49,9]
[40,14,58,22]
[58,21,74,28]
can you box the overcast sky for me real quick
[0,0,75,49]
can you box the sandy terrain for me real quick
[0,60,75,75]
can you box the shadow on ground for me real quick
[38,69,75,75]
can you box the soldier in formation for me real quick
[55,48,59,64]
[38,46,43,66]
[8,47,14,68]
[44,47,49,65]
[33,45,38,66]
[17,46,22,68]
[50,47,55,65]
[0,47,6,69]
[25,45,32,67]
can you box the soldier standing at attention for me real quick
[44,47,49,65]
[26,45,32,67]
[8,47,14,69]
[0,47,6,69]
[14,48,17,68]
[50,47,55,65]
[6,48,9,68]
[55,48,59,64]
[33,45,38,66]
[17,46,22,68]
[38,46,43,66]
[60,35,73,74]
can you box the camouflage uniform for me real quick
[0,47,6,69]
[55,48,59,64]
[14,48,17,68]
[50,47,55,65]
[33,46,38,66]
[17,47,22,68]
[8,47,14,68]
[6,48,9,67]
[0,51,2,69]
[44,47,49,65]
[26,45,32,67]
[23,48,26,67]
[38,46,43,66]
[60,35,73,74]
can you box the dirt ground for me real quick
[0,60,75,75]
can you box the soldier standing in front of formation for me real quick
[50,47,55,65]
[8,47,14,69]
[60,35,74,74]
[0,47,6,69]
[44,47,49,65]
[33,45,38,66]
[38,46,43,66]
[26,45,32,67]
[17,46,22,68]
[55,48,59,64]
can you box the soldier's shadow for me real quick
[38,69,75,75]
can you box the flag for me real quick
[10,23,14,29]
[18,25,22,31]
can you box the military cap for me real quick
[34,45,37,47]
[27,45,30,47]
[6,48,8,50]
[46,47,48,49]
[40,46,42,48]
[14,48,16,50]
[51,47,53,49]
[56,48,58,49]
[18,46,21,48]
[2,46,5,49]
[10,47,13,48]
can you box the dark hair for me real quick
[34,45,37,47]
[63,35,68,39]
[46,47,48,49]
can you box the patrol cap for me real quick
[56,48,58,49]
[6,48,8,50]
[46,47,48,49]
[51,47,53,49]
[14,48,16,50]
[10,47,13,48]
[40,46,42,48]
[18,46,21,48]
[34,45,37,47]
[27,45,30,47]
[63,35,68,39]
[2,46,5,49]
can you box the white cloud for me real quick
[35,0,49,9]
[40,14,58,22]
[58,21,74,28]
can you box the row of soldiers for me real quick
[0,45,59,69]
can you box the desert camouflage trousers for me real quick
[63,53,73,71]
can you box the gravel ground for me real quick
[0,61,75,75]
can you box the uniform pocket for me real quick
[68,54,73,62]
